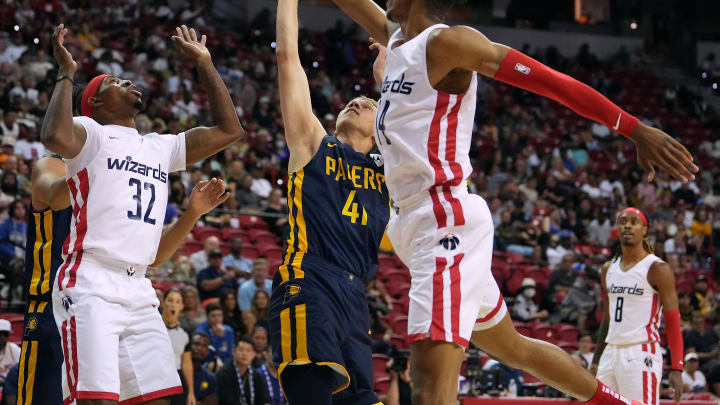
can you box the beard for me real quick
[133,99,144,111]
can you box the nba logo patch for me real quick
[514,63,531,75]
[283,284,302,304]
[370,154,384,167]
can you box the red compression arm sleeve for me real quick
[494,49,639,138]
[664,309,684,371]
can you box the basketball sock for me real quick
[585,380,633,405]
[281,364,334,405]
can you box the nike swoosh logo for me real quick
[612,114,621,130]
[109,136,120,140]
[327,143,337,147]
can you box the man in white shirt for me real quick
[190,235,220,272]
[682,353,707,394]
[0,319,20,384]
[14,125,47,160]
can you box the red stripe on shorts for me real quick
[71,316,79,398]
[646,294,658,342]
[651,372,657,404]
[476,295,504,323]
[442,185,465,227]
[72,169,90,253]
[431,257,448,341]
[429,188,447,228]
[66,251,83,290]
[642,371,648,403]
[61,319,74,400]
[449,254,463,344]
[428,93,449,186]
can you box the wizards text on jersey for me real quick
[608,283,644,296]
[381,73,415,95]
[107,156,168,184]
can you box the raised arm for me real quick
[276,0,326,172]
[329,0,393,45]
[30,157,70,211]
[427,25,699,184]
[150,178,229,268]
[41,24,88,158]
[171,26,245,165]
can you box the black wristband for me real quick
[56,75,74,84]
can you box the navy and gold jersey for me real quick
[279,135,390,285]
[18,205,71,405]
[23,206,72,299]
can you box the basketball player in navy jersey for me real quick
[268,1,389,404]
[328,1,698,405]
[19,151,229,405]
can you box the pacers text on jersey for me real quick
[325,156,386,195]
[608,283,644,295]
[107,156,169,183]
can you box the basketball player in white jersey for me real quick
[591,208,684,404]
[41,24,243,405]
[329,1,699,404]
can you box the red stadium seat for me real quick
[183,240,203,256]
[258,245,284,262]
[378,256,396,270]
[532,323,557,343]
[558,341,578,352]
[372,354,390,380]
[192,226,223,242]
[390,335,408,350]
[0,313,23,343]
[374,376,391,395]
[239,215,268,230]
[555,323,580,343]
[386,282,410,298]
[513,322,532,337]
[248,229,276,242]
[390,316,408,337]
[222,228,248,242]
[384,269,411,286]
[242,246,260,260]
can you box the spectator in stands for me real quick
[219,289,247,339]
[0,199,26,265]
[216,336,270,405]
[544,254,577,309]
[690,208,712,251]
[250,164,272,199]
[197,250,238,301]
[190,236,221,272]
[385,355,412,405]
[189,332,219,405]
[684,312,719,371]
[258,347,286,405]
[587,208,612,245]
[223,237,254,277]
[679,291,694,326]
[238,259,273,312]
[251,326,268,368]
[227,160,246,185]
[195,303,235,365]
[264,188,290,242]
[245,290,270,334]
[511,278,548,322]
[556,269,600,331]
[682,352,708,395]
[14,125,46,160]
[164,289,197,405]
[664,228,687,257]
[691,275,716,317]
[575,332,594,369]
[0,320,20,384]
[236,174,263,211]
[2,363,17,405]
[0,109,19,145]
[0,172,20,214]
[180,286,207,333]
[546,234,571,269]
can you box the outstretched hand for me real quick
[668,370,683,402]
[369,37,387,87]
[187,178,229,218]
[51,24,77,76]
[631,122,699,183]
[171,25,211,65]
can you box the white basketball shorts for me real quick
[52,252,181,404]
[597,342,663,405]
[388,187,506,348]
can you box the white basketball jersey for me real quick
[605,254,663,345]
[62,116,186,267]
[376,24,477,204]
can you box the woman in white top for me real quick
[163,288,196,405]
[681,352,707,395]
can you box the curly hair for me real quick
[425,0,467,17]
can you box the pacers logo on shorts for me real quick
[283,284,302,304]
[439,234,460,250]
[24,317,38,336]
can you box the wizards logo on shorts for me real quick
[283,284,302,304]
[61,296,73,311]
[439,234,460,250]
[644,357,653,369]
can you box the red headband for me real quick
[81,74,110,118]
[617,207,647,226]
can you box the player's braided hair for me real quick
[425,0,467,18]
[610,217,654,262]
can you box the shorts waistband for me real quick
[608,341,655,348]
[392,184,468,214]
[78,251,148,277]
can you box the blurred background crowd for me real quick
[0,0,718,404]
